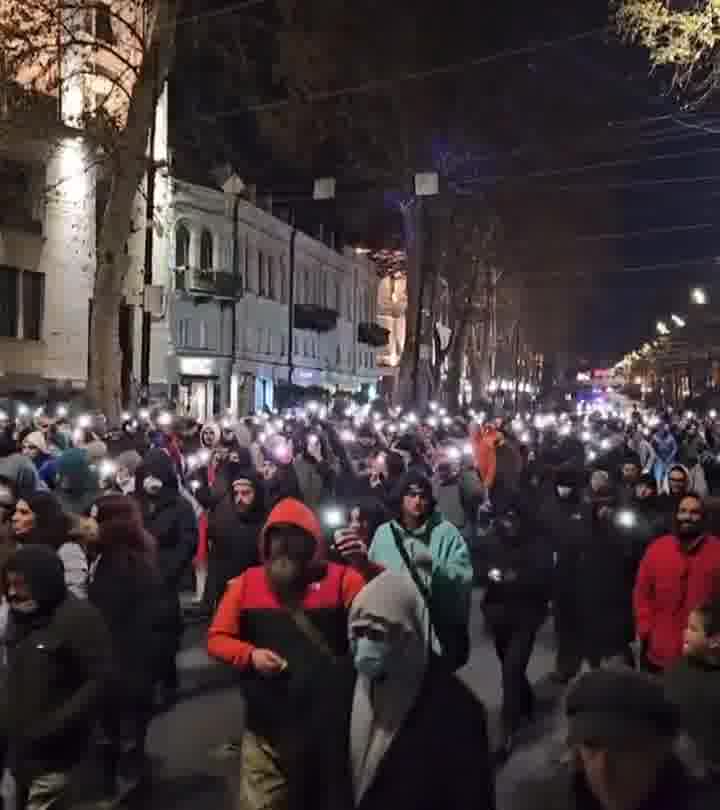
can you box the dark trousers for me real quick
[490,621,539,735]
[553,609,582,681]
[98,691,153,800]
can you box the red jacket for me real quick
[634,533,720,669]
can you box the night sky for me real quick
[172,0,720,368]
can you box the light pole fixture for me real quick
[656,320,670,336]
[691,287,708,306]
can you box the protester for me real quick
[204,463,266,609]
[512,669,704,810]
[54,447,101,516]
[89,495,177,803]
[665,596,720,782]
[11,492,89,598]
[483,504,553,757]
[306,570,495,810]
[207,497,367,810]
[634,495,720,672]
[369,471,473,670]
[2,546,111,810]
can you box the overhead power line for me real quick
[204,26,608,118]
[575,223,714,242]
[174,0,266,27]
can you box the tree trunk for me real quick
[398,199,421,405]
[87,0,176,422]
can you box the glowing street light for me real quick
[691,287,708,306]
[656,320,670,336]
[671,314,686,328]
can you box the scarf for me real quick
[349,571,429,805]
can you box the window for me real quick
[334,279,341,314]
[279,258,286,302]
[293,336,298,354]
[22,271,43,340]
[177,318,190,347]
[280,335,287,357]
[95,2,116,43]
[0,268,19,338]
[258,252,266,297]
[200,229,213,270]
[267,256,275,299]
[303,269,310,305]
[336,345,341,366]
[176,224,190,267]
[0,267,43,340]
[199,320,208,349]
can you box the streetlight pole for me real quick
[222,174,246,415]
[410,172,439,406]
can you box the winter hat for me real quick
[260,497,323,558]
[24,491,67,532]
[566,669,678,746]
[23,431,47,454]
[390,470,436,512]
[4,545,66,611]
[135,448,178,492]
[56,448,93,490]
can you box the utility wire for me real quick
[204,26,608,118]
[575,223,714,242]
[174,0,266,28]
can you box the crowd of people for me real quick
[0,399,719,810]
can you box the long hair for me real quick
[21,491,71,550]
[94,494,156,568]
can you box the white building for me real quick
[145,178,384,420]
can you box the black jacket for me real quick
[206,491,265,607]
[2,594,111,781]
[135,450,198,590]
[566,520,636,659]
[88,548,178,698]
[306,662,495,810]
[483,533,552,628]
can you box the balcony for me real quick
[175,268,242,300]
[358,321,390,347]
[294,304,338,333]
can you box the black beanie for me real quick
[5,545,66,611]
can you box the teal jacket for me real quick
[368,512,473,627]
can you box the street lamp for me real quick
[656,320,670,336]
[671,314,686,328]
[691,287,708,306]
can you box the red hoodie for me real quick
[634,533,720,669]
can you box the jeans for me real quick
[238,732,289,810]
[490,621,539,735]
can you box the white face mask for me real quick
[143,476,163,496]
[556,486,572,499]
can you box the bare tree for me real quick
[0,0,177,420]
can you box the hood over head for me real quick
[350,570,427,647]
[5,545,67,612]
[136,448,179,493]
[84,440,108,465]
[259,497,324,562]
[56,448,96,492]
[0,453,40,500]
[200,423,221,449]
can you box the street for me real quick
[141,591,560,810]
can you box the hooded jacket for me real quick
[207,497,365,742]
[54,448,100,516]
[205,467,267,606]
[1,546,111,781]
[0,454,40,499]
[135,449,198,590]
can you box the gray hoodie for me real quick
[0,453,41,497]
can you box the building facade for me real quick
[145,178,383,421]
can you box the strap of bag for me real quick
[284,604,338,661]
[390,523,433,605]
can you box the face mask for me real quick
[557,486,572,499]
[116,472,132,492]
[9,598,39,616]
[143,476,163,496]
[351,636,391,680]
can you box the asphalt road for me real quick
[139,591,563,810]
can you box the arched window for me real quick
[200,228,213,270]
[176,223,190,267]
